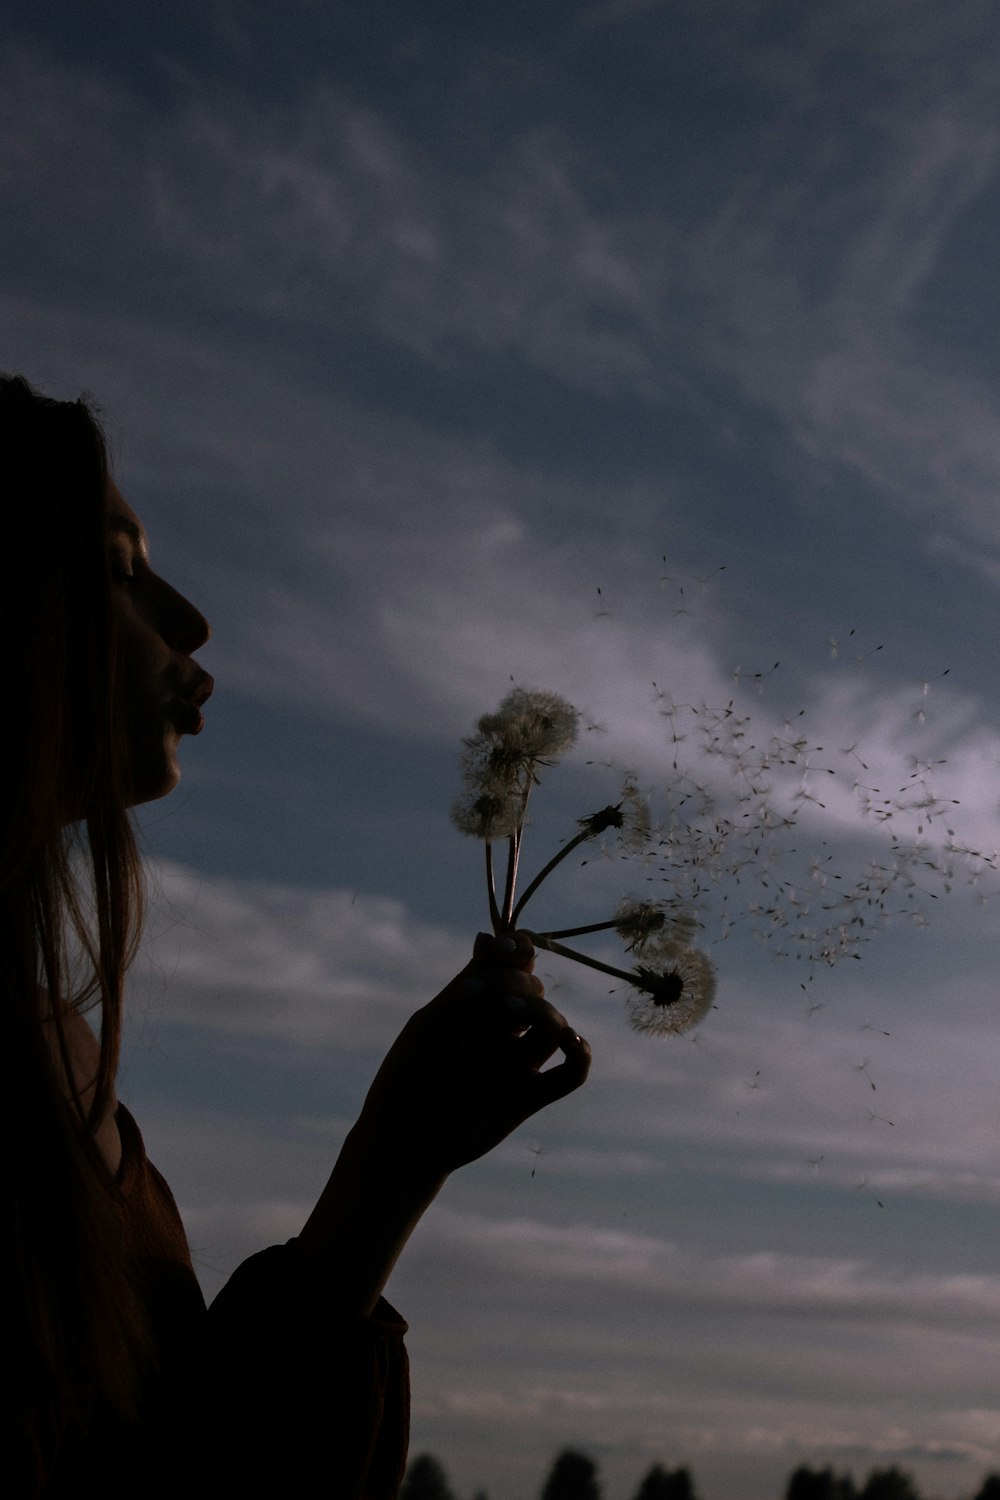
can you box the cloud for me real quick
[126,854,1000,1233]
[7,19,1000,595]
[682,52,1000,566]
[0,40,665,397]
[133,858,466,1047]
[417,1205,1000,1328]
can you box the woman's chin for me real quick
[126,755,182,809]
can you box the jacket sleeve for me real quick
[184,1239,409,1499]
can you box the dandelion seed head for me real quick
[614,897,666,950]
[478,687,579,762]
[459,734,528,792]
[614,897,700,955]
[453,688,579,841]
[450,786,523,840]
[617,775,652,850]
[626,948,717,1036]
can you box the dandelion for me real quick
[450,786,523,841]
[616,776,652,850]
[523,927,715,1036]
[451,687,581,930]
[614,897,700,954]
[452,687,716,1038]
[626,950,717,1035]
[614,898,667,951]
[476,688,579,763]
[451,650,1000,1044]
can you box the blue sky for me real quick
[6,3,1000,1497]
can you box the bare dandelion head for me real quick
[578,803,625,837]
[626,947,717,1036]
[574,779,651,853]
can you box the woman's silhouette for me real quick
[0,374,590,1497]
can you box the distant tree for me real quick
[630,1462,700,1500]
[786,1466,857,1499]
[539,1448,603,1500]
[973,1478,1000,1500]
[399,1452,457,1500]
[857,1467,921,1500]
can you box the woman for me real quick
[0,374,591,1497]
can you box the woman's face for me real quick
[106,483,213,806]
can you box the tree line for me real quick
[399,1448,1000,1500]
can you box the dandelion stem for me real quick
[485,842,502,934]
[534,918,621,941]
[500,833,519,931]
[511,825,596,923]
[501,780,534,930]
[522,931,643,988]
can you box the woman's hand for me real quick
[355,930,591,1174]
[297,933,590,1309]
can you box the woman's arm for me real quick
[296,931,590,1314]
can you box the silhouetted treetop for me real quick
[539,1448,603,1500]
[630,1461,700,1500]
[857,1466,921,1500]
[786,1464,857,1499]
[399,1452,457,1500]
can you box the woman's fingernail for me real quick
[498,934,518,952]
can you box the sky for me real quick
[5,2,1000,1497]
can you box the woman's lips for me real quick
[173,697,205,735]
[173,672,213,735]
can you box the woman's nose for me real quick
[163,582,211,655]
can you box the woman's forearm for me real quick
[295,932,589,1314]
[296,1125,448,1316]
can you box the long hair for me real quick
[0,375,149,1489]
